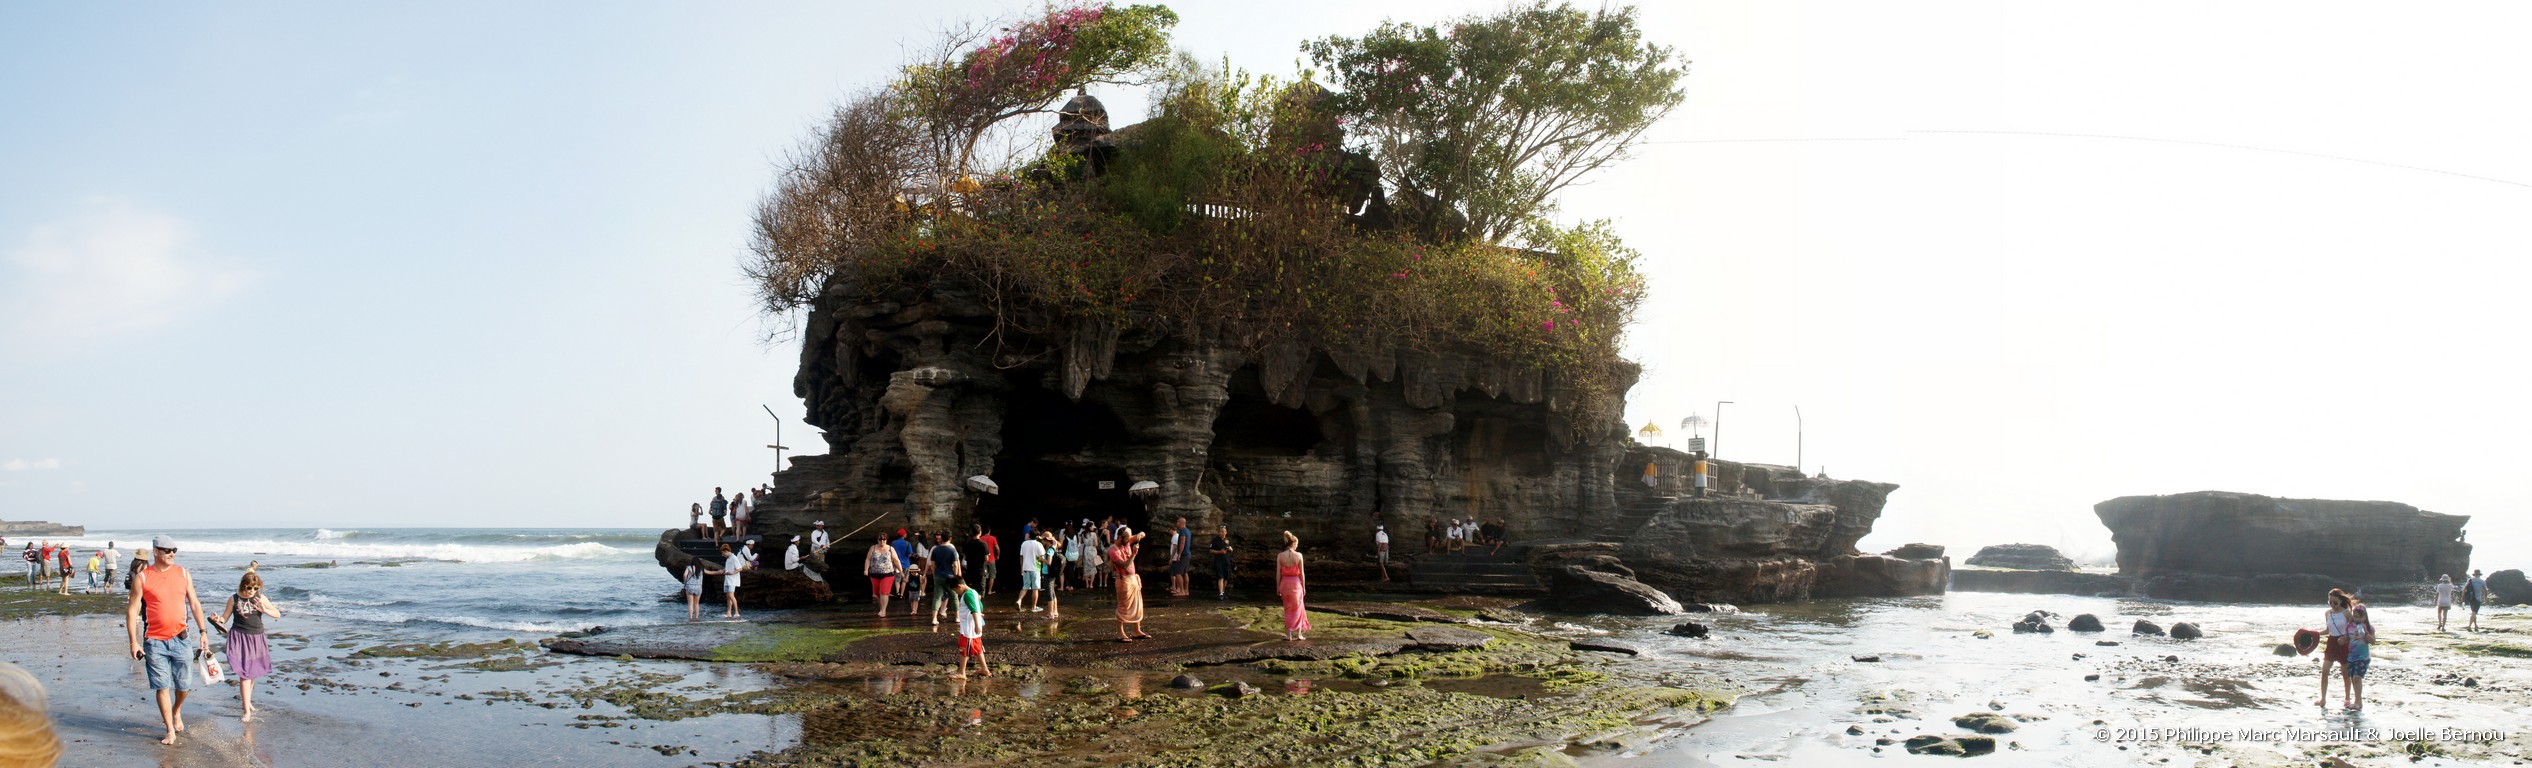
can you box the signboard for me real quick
[1097,481,1116,490]
[1685,437,1707,454]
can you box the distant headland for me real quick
[0,519,85,537]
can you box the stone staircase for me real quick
[1589,490,1681,542]
[1406,546,1545,593]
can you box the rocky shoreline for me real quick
[0,519,84,537]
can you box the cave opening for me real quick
[975,378,1149,587]
[1215,365,1331,456]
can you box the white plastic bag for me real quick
[199,645,226,686]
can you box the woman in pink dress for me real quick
[1111,528,1151,642]
[1277,531,1310,641]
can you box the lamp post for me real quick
[1713,401,1734,458]
[1794,405,1803,476]
[762,405,788,478]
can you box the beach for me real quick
[6,528,2527,766]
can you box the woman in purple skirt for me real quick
[215,570,284,722]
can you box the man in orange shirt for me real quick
[125,535,211,746]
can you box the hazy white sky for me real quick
[3,2,2525,569]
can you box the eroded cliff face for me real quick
[2097,492,2470,585]
[746,276,1633,577]
[1604,448,1943,603]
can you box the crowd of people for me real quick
[1422,518,1509,556]
[10,537,124,595]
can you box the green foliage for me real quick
[1306,2,1686,244]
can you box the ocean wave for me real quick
[314,528,349,540]
[50,538,642,564]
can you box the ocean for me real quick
[41,527,675,634]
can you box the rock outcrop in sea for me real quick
[2098,491,2471,603]
[1963,543,2074,571]
[0,520,83,537]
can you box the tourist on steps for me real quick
[689,503,703,536]
[1208,525,1234,600]
[864,536,903,617]
[709,488,728,539]
[731,488,752,540]
[1277,531,1311,642]
[213,570,283,722]
[126,535,211,746]
[1111,528,1151,641]
[2433,574,2456,631]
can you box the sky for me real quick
[2,2,2526,568]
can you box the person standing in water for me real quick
[928,534,963,628]
[2341,603,2374,711]
[1111,528,1151,642]
[949,578,991,680]
[214,570,283,722]
[682,556,709,620]
[718,543,747,620]
[54,544,71,595]
[1016,530,1047,613]
[2318,588,2353,709]
[2433,574,2456,631]
[1040,531,1064,619]
[84,550,101,593]
[101,541,119,594]
[864,536,904,617]
[126,535,211,746]
[1277,531,1311,642]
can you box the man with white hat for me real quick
[125,534,211,745]
[808,520,832,555]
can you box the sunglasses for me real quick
[155,548,177,554]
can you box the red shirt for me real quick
[138,564,192,641]
[981,534,999,562]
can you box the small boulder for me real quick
[1972,630,1994,639]
[1220,681,1260,699]
[1954,735,1998,755]
[2168,622,2203,640]
[1169,674,1204,690]
[2162,655,2180,663]
[1851,655,1882,663]
[2132,620,2164,636]
[2084,674,2101,682]
[1666,622,1710,639]
[1548,566,1684,615]
[1953,712,2018,733]
[2012,612,2054,634]
[2067,614,2105,632]
[2094,640,2120,647]
[2272,643,2297,657]
[1904,735,1965,756]
[1846,725,1866,735]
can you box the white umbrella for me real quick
[1128,480,1160,498]
[965,475,999,495]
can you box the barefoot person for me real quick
[2433,574,2455,631]
[2465,569,2490,632]
[2342,603,2374,711]
[1207,525,1234,600]
[731,488,753,540]
[1016,530,1047,613]
[2317,589,2353,709]
[213,571,283,722]
[1111,528,1151,642]
[949,579,991,680]
[709,488,729,539]
[928,534,964,628]
[682,557,708,620]
[1374,525,1391,582]
[1040,531,1063,619]
[1168,518,1192,598]
[864,536,904,617]
[126,535,212,745]
[1277,532,1311,642]
[717,543,747,620]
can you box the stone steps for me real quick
[1408,552,1544,592]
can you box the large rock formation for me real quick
[0,520,83,537]
[2484,569,2525,606]
[1611,451,1943,603]
[1964,544,2074,571]
[2096,491,2471,603]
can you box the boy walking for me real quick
[949,579,991,679]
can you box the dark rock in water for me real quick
[1169,675,1203,690]
[1952,712,2018,733]
[1548,566,1683,615]
[2095,640,2119,647]
[1221,681,1260,699]
[1846,725,1866,735]
[2067,614,2105,632]
[2084,674,2101,681]
[1567,639,1641,656]
[2132,620,2164,636]
[1851,655,1880,663]
[1954,735,1997,755]
[1965,544,2076,571]
[2161,655,2180,663]
[2487,569,2527,604]
[2011,611,2053,633]
[1666,622,1710,638]
[2097,491,2471,601]
[1883,543,1945,561]
[1971,630,1993,639]
[1903,735,1956,754]
[2168,622,2203,640]
[1815,553,1949,598]
[2273,643,2298,657]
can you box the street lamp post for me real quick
[1713,401,1734,458]
[762,405,789,478]
[1794,405,1803,476]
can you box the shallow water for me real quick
[1539,592,2530,767]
